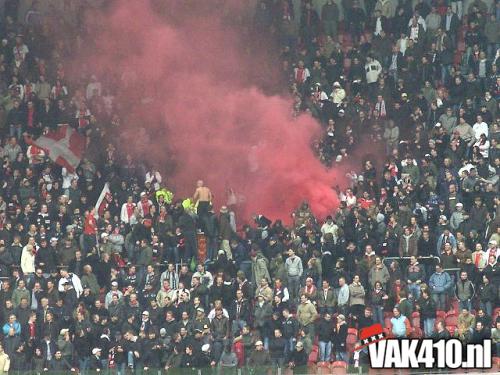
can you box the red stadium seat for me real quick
[308,345,318,364]
[383,327,392,338]
[411,327,423,338]
[332,361,347,368]
[347,333,358,353]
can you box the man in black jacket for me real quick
[89,348,103,372]
[282,308,299,357]
[287,341,308,372]
[49,350,75,372]
[229,289,251,336]
[317,313,334,363]
[268,328,287,369]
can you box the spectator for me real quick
[317,280,336,315]
[287,340,308,372]
[407,255,425,300]
[296,294,318,338]
[478,274,496,317]
[332,314,348,362]
[248,340,271,369]
[455,271,475,311]
[428,264,453,310]
[390,307,411,338]
[417,288,436,337]
[285,249,303,302]
[317,313,334,363]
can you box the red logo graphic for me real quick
[355,323,386,350]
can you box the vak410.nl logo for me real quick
[356,324,492,369]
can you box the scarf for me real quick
[375,100,386,117]
[305,284,316,295]
[78,110,89,128]
[141,198,151,216]
[126,203,135,219]
[27,107,34,127]
[295,68,306,83]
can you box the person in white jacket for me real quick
[364,56,382,85]
[62,167,78,191]
[58,269,83,298]
[330,82,346,105]
[145,169,162,191]
[120,196,137,225]
[20,244,36,280]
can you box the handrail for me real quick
[382,255,441,266]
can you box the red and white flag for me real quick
[25,124,85,172]
[95,182,113,218]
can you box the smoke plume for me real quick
[77,1,343,221]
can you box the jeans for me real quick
[232,319,247,336]
[127,351,135,368]
[82,233,96,256]
[487,43,499,60]
[318,341,332,362]
[459,299,471,312]
[116,363,126,375]
[207,237,217,261]
[78,357,89,375]
[480,301,493,317]
[441,65,451,83]
[432,292,446,310]
[239,261,252,282]
[287,275,301,301]
[423,318,435,337]
[263,336,269,351]
[451,0,463,19]
[271,357,284,370]
[373,306,384,326]
[284,337,296,358]
[100,359,109,374]
[336,351,348,362]
[9,124,22,139]
[408,283,421,300]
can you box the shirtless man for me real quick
[193,180,212,227]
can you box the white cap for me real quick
[201,344,210,352]
[92,348,101,355]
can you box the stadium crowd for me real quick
[0,0,498,374]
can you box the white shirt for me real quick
[58,273,83,298]
[472,121,488,140]
[321,222,339,243]
[62,168,78,189]
[375,17,382,35]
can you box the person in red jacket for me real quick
[83,208,97,256]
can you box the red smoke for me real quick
[76,1,343,222]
